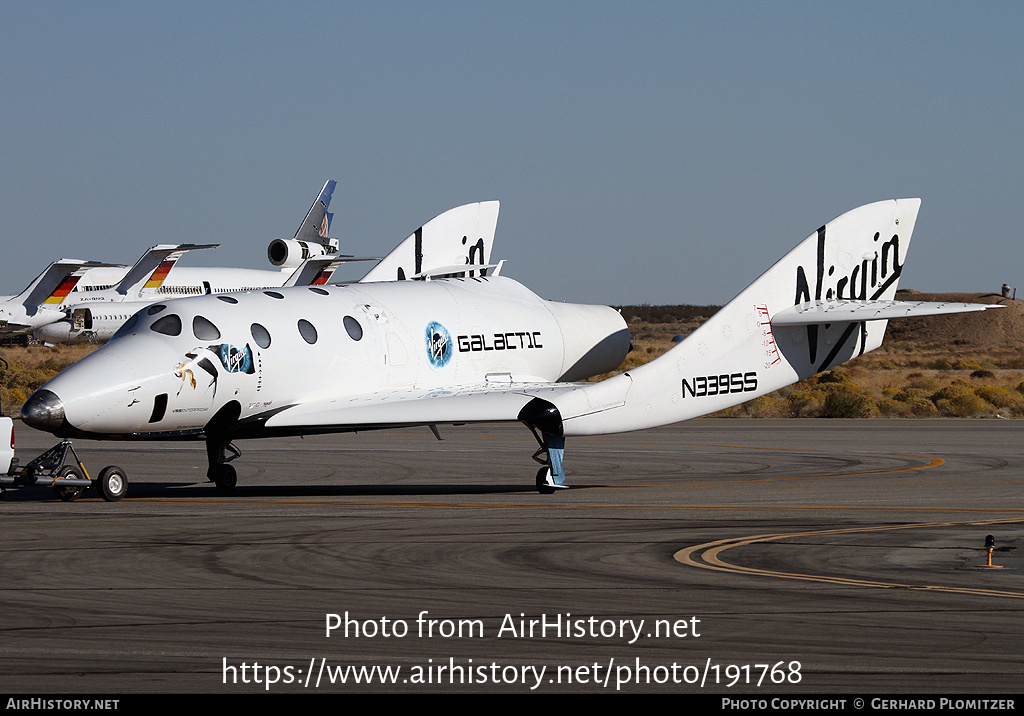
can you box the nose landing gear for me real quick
[206,437,240,493]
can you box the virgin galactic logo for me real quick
[425,321,453,368]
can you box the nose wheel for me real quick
[212,463,237,493]
[206,437,240,492]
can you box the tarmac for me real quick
[1,418,1022,693]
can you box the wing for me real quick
[255,381,592,434]
[770,299,1002,326]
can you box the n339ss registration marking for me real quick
[682,371,758,398]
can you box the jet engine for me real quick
[267,239,337,269]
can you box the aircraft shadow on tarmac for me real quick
[2,480,573,500]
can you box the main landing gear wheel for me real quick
[213,464,237,493]
[53,465,85,502]
[536,467,569,494]
[536,467,555,494]
[96,465,127,502]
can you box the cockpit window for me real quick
[193,315,221,340]
[250,323,271,349]
[264,291,284,299]
[298,319,318,344]
[150,314,182,336]
[217,295,238,304]
[147,304,167,316]
[309,287,329,296]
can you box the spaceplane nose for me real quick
[21,389,66,433]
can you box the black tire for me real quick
[53,465,84,502]
[97,465,127,502]
[536,466,556,495]
[214,463,237,493]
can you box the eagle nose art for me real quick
[21,389,66,432]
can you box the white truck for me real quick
[0,414,13,477]
[0,358,16,476]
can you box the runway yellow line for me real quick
[675,518,1024,599]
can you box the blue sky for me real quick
[1,2,1021,305]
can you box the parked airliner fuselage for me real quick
[32,266,293,344]
[28,276,629,440]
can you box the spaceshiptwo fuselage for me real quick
[21,198,996,493]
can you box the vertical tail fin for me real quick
[267,180,341,268]
[114,244,218,299]
[689,197,921,382]
[25,260,114,308]
[0,259,118,334]
[293,179,338,247]
[551,199,991,435]
[359,201,499,283]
